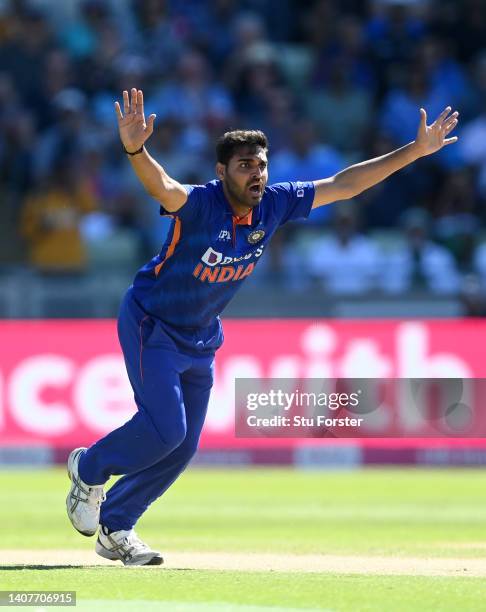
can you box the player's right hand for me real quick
[114,88,156,153]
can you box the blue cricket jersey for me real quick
[131,179,315,340]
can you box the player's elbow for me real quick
[152,179,188,212]
[332,175,356,200]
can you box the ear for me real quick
[216,162,225,180]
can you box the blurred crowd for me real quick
[1,0,486,310]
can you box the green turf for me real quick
[1,467,486,611]
[2,467,485,556]
[2,569,486,612]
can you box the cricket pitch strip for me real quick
[2,550,486,576]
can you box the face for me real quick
[217,146,268,209]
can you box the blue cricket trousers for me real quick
[77,287,219,531]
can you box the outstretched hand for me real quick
[414,106,459,157]
[114,88,156,153]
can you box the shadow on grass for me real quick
[0,565,108,570]
[0,565,195,571]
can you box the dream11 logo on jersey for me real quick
[192,246,265,283]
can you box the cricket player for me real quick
[66,88,459,565]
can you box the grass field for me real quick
[1,467,486,611]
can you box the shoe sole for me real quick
[95,539,164,566]
[66,448,97,538]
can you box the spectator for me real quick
[474,240,486,293]
[151,49,234,154]
[58,0,112,60]
[432,0,486,65]
[0,109,36,265]
[33,88,93,180]
[20,160,98,274]
[380,64,447,146]
[256,86,299,153]
[432,168,480,270]
[0,6,55,123]
[174,0,241,70]
[359,131,431,228]
[0,72,22,127]
[301,0,338,55]
[0,109,36,197]
[416,36,474,116]
[381,208,461,294]
[243,0,295,43]
[223,11,269,90]
[459,274,486,317]
[365,0,428,95]
[129,0,186,79]
[308,14,376,92]
[43,49,76,102]
[270,118,345,224]
[73,20,125,100]
[229,44,284,129]
[91,54,152,148]
[459,56,486,198]
[148,117,213,183]
[305,58,373,155]
[304,203,381,294]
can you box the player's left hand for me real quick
[413,106,459,157]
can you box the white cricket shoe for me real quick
[96,526,164,566]
[66,447,105,537]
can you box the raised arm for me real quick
[312,106,459,208]
[114,88,188,212]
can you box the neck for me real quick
[222,182,252,217]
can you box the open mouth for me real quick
[249,184,261,195]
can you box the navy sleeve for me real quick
[269,181,315,226]
[159,184,203,224]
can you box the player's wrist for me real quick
[410,140,427,160]
[123,143,145,156]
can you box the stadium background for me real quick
[1,0,485,467]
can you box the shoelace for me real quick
[125,531,150,551]
[104,529,150,549]
[69,475,105,513]
[105,530,151,561]
[87,486,106,509]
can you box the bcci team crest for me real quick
[248,229,265,244]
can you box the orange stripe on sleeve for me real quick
[154,216,181,277]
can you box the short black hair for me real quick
[216,130,268,165]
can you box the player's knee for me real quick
[186,436,200,460]
[161,420,187,454]
[176,433,200,463]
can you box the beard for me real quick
[224,173,265,208]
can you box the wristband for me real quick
[123,144,144,156]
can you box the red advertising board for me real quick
[1,319,486,461]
